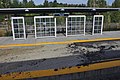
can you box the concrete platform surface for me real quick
[0,31,120,45]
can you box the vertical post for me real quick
[101,15,104,35]
[84,16,86,36]
[23,17,26,39]
[34,17,37,39]
[55,17,57,37]
[11,17,15,40]
[66,17,68,37]
[92,15,95,35]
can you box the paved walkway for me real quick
[0,31,120,48]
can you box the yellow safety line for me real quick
[0,60,120,80]
[0,37,120,48]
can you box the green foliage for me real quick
[87,0,96,7]
[26,0,35,8]
[0,29,6,37]
[0,0,11,8]
[56,17,65,26]
[53,0,58,7]
[5,30,12,36]
[44,0,49,7]
[112,0,120,8]
[43,0,86,7]
[11,0,20,8]
[87,0,107,7]
[23,0,28,7]
[0,0,86,8]
[10,0,35,8]
[97,0,107,7]
[23,0,28,4]
[111,0,120,23]
[111,11,120,23]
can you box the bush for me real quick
[0,29,6,37]
[5,31,12,36]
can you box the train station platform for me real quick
[0,31,120,48]
[0,31,120,80]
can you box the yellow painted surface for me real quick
[0,60,120,80]
[0,37,120,48]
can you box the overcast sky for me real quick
[21,0,115,5]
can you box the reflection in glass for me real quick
[35,17,55,37]
[13,19,18,23]
[67,16,85,35]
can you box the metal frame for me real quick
[34,16,56,39]
[0,8,119,14]
[66,15,86,37]
[11,15,104,40]
[11,17,26,40]
[92,15,104,35]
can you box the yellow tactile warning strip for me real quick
[0,60,120,80]
[0,37,120,48]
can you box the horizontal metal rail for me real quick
[0,8,120,14]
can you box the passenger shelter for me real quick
[0,8,119,40]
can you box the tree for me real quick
[26,0,35,8]
[23,0,27,4]
[53,0,58,7]
[0,0,11,8]
[23,0,28,7]
[97,0,107,7]
[19,2,24,8]
[43,0,49,7]
[11,0,20,8]
[111,0,120,23]
[112,0,120,8]
[87,0,97,7]
[87,0,107,7]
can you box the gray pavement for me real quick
[0,31,120,45]
[0,40,120,74]
[0,44,120,74]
